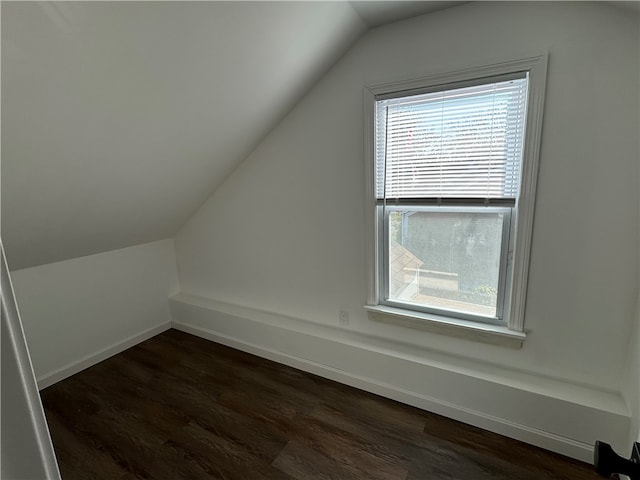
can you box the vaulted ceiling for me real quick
[1,1,464,270]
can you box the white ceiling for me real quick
[350,1,463,26]
[2,1,369,269]
[1,1,470,270]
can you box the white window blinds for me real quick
[375,74,529,203]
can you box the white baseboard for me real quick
[37,322,171,390]
[170,292,630,463]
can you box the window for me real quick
[364,55,547,341]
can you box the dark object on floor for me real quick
[594,441,640,479]
[41,329,601,480]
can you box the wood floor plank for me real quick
[178,421,296,480]
[41,329,601,480]
[285,415,410,480]
[44,412,134,480]
[273,440,407,480]
[81,349,291,465]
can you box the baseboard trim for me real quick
[37,322,171,390]
[172,319,597,462]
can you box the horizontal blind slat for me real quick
[376,76,528,200]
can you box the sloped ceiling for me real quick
[350,1,461,26]
[1,1,462,270]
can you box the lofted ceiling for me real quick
[350,1,462,26]
[1,1,465,270]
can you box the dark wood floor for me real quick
[41,329,600,480]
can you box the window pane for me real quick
[387,209,506,318]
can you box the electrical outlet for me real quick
[339,310,349,327]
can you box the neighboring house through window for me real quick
[364,54,548,345]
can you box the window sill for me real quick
[364,305,526,349]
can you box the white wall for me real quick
[10,239,179,388]
[174,1,639,460]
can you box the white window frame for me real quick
[363,54,548,347]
